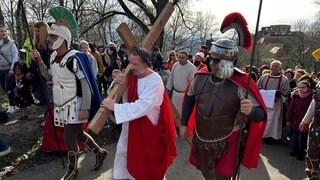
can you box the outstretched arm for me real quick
[30,49,51,81]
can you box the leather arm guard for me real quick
[181,95,195,126]
[247,106,265,122]
[80,78,91,110]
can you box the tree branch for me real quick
[128,0,155,23]
[79,11,126,36]
[117,0,149,33]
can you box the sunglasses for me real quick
[207,57,221,64]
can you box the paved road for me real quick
[5,137,306,180]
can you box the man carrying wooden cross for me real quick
[90,1,178,179]
[101,47,177,180]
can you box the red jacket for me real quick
[286,93,312,130]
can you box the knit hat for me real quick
[79,40,89,48]
[195,52,205,60]
[107,42,117,49]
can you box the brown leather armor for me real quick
[191,74,241,170]
[194,74,240,140]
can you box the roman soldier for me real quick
[31,6,107,180]
[179,13,267,180]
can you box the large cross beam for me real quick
[88,1,180,134]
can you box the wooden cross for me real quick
[88,1,181,134]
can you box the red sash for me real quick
[127,75,177,180]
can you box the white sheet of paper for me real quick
[259,89,277,109]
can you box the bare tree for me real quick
[189,10,218,54]
[162,1,218,56]
[193,11,217,45]
[15,0,25,48]
[163,1,193,52]
[2,0,18,37]
[0,6,4,25]
[308,11,320,71]
[284,20,310,67]
[27,0,53,21]
[114,0,170,48]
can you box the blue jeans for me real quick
[0,134,9,151]
[0,102,5,112]
[0,70,15,106]
[0,102,9,151]
[292,128,308,152]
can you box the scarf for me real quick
[298,91,310,99]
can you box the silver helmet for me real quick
[210,38,239,61]
[210,38,238,79]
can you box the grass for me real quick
[0,90,120,178]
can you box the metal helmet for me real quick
[49,24,72,49]
[209,38,239,79]
[210,38,239,61]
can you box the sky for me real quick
[191,0,319,32]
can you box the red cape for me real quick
[127,75,177,180]
[41,104,87,152]
[198,63,208,72]
[186,70,267,168]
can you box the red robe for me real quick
[126,75,177,180]
[41,104,87,152]
[186,70,267,168]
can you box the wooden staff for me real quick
[88,1,177,134]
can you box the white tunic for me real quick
[257,74,290,139]
[49,50,87,126]
[113,72,164,179]
[166,61,197,116]
[302,99,315,124]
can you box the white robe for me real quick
[257,74,290,139]
[302,99,315,124]
[263,101,283,139]
[113,72,164,179]
[166,61,197,116]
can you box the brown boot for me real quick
[92,147,108,171]
[84,136,108,171]
[201,169,231,180]
[201,169,215,180]
[306,155,320,180]
[61,151,78,180]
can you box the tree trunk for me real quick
[0,6,4,25]
[15,0,24,49]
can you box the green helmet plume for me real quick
[48,6,79,39]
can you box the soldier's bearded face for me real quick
[47,34,58,50]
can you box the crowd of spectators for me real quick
[1,20,320,169]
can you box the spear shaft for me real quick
[20,0,34,49]
[233,0,264,179]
